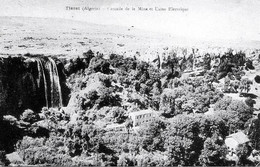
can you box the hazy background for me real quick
[0,0,259,42]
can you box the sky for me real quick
[0,0,259,41]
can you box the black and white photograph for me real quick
[0,0,260,166]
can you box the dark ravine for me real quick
[0,54,70,117]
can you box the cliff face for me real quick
[0,55,69,117]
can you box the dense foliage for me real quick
[1,49,259,166]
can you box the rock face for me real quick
[0,54,69,117]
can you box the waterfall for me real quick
[0,55,66,116]
[48,58,63,108]
[33,57,63,108]
[48,60,54,107]
[50,58,63,107]
[35,58,49,108]
[36,59,41,88]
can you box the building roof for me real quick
[128,109,155,117]
[226,131,250,144]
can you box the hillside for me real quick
[0,16,260,166]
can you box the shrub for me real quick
[17,136,73,165]
[88,57,111,74]
[20,109,39,124]
[255,75,260,83]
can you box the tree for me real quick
[239,78,253,93]
[230,80,240,93]
[17,136,73,165]
[136,61,149,77]
[245,97,256,107]
[214,99,253,133]
[164,135,195,166]
[255,75,260,84]
[83,50,94,68]
[214,96,232,111]
[162,114,227,166]
[109,54,137,72]
[159,89,176,117]
[139,119,166,152]
[236,144,253,166]
[182,99,196,113]
[83,90,99,109]
[88,57,111,74]
[117,153,136,166]
[161,51,179,77]
[215,110,240,134]
[139,83,150,95]
[96,87,121,109]
[247,114,260,150]
[203,54,211,71]
[151,54,161,69]
[199,134,227,166]
[227,100,253,127]
[125,118,133,135]
[110,107,127,123]
[245,59,254,70]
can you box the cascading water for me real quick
[48,58,63,108]
[34,57,63,108]
[0,55,68,117]
[51,58,63,107]
[35,58,48,107]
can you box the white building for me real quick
[128,109,156,127]
[225,131,250,151]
